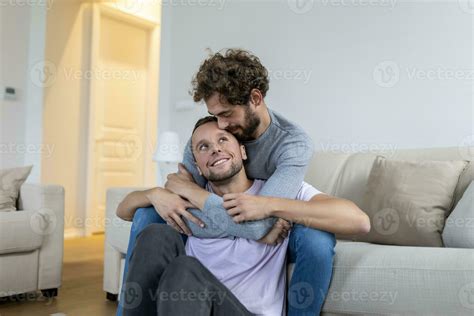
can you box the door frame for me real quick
[85,3,160,236]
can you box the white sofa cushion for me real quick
[288,240,474,315]
[0,210,43,254]
[442,181,474,248]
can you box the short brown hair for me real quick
[192,116,218,135]
[191,48,269,105]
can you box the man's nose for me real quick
[210,143,223,155]
[217,118,229,130]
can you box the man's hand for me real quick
[145,187,204,235]
[165,164,211,210]
[258,218,291,245]
[223,193,273,223]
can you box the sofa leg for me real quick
[106,292,118,301]
[41,288,58,298]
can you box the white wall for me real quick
[158,0,473,154]
[0,4,47,182]
[0,5,31,169]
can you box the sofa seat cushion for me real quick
[287,240,474,315]
[0,210,44,254]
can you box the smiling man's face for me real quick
[191,120,247,182]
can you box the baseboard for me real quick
[64,227,84,239]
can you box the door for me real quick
[86,4,159,235]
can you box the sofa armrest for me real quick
[18,183,65,290]
[105,187,151,224]
[103,187,150,295]
[105,187,151,247]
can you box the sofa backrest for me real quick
[305,147,473,211]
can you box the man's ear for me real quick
[196,164,203,176]
[240,145,247,161]
[249,89,263,108]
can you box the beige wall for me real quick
[42,0,92,237]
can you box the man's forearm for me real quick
[269,196,370,235]
[116,189,153,221]
[179,185,210,210]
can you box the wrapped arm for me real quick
[186,133,315,240]
[181,138,277,239]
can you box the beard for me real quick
[227,107,261,142]
[205,159,243,183]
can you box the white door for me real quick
[86,5,159,235]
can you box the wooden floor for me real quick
[0,235,118,316]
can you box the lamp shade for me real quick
[153,131,182,162]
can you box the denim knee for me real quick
[131,207,163,232]
[290,225,336,259]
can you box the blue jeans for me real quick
[116,207,336,316]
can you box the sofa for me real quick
[103,146,474,315]
[0,183,65,298]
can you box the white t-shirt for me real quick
[185,180,323,316]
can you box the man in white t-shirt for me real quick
[119,116,369,315]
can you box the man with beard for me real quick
[118,116,369,315]
[115,49,370,316]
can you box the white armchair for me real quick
[0,183,65,298]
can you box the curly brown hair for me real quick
[191,49,269,106]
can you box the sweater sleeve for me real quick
[200,132,314,239]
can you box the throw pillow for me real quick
[0,165,33,211]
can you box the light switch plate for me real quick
[3,86,17,101]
